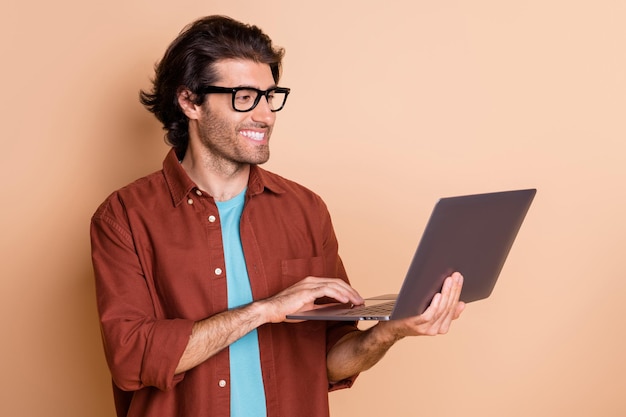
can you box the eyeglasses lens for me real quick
[233,89,287,112]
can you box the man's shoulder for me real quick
[255,166,321,197]
[92,169,167,219]
[252,167,335,223]
[121,169,167,195]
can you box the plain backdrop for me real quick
[1,1,625,416]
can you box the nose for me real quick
[250,94,275,125]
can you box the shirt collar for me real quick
[162,148,285,206]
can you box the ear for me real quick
[177,88,202,120]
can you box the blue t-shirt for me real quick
[216,189,267,417]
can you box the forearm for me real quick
[327,276,466,382]
[175,275,367,375]
[175,301,268,374]
[326,323,404,382]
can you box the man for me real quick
[90,15,465,417]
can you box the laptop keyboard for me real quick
[336,301,395,317]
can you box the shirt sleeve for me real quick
[90,195,194,392]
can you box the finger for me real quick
[437,274,464,332]
[308,278,364,304]
[453,301,466,320]
[446,273,464,320]
[451,272,464,300]
[444,274,463,313]
[421,292,442,322]
[432,277,455,329]
[421,275,456,332]
[294,277,364,306]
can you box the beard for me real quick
[197,108,272,172]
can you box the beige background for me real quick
[1,0,624,416]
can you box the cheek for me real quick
[201,112,236,139]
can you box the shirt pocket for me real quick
[279,256,329,337]
[280,256,325,287]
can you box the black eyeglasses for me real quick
[198,86,291,112]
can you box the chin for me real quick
[248,149,270,165]
[251,157,270,166]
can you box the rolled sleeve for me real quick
[141,319,194,390]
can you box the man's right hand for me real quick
[259,276,364,323]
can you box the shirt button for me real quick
[215,268,223,276]
[195,189,202,196]
[218,379,227,388]
[208,215,216,223]
[187,198,193,205]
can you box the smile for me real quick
[240,130,265,141]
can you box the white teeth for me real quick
[240,131,265,141]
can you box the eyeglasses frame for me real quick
[197,86,291,112]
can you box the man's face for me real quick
[194,59,278,169]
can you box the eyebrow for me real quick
[235,84,279,90]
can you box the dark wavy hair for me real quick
[139,15,285,157]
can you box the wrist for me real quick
[249,298,274,325]
[371,321,405,346]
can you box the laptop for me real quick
[286,188,536,321]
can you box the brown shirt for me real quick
[90,149,358,417]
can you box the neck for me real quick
[181,145,250,202]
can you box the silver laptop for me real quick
[286,188,536,321]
